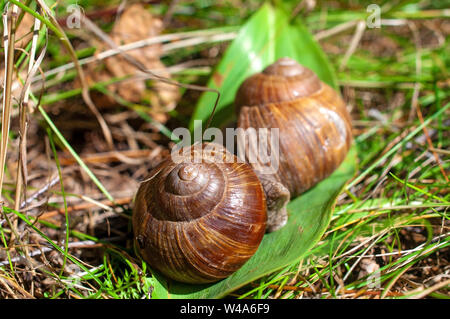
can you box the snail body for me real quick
[236,57,352,231]
[133,143,267,284]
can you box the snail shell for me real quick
[132,143,267,284]
[235,57,352,231]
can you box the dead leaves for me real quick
[84,4,180,116]
[15,12,36,48]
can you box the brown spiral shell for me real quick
[132,143,267,284]
[235,57,352,198]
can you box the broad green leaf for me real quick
[189,3,338,132]
[152,147,357,299]
[150,3,356,298]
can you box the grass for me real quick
[0,0,448,299]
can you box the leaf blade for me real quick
[152,3,355,299]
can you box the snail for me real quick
[235,57,352,232]
[132,142,267,284]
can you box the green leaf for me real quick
[150,3,356,299]
[189,3,338,132]
[152,146,357,299]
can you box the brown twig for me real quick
[38,196,133,220]
[0,5,18,203]
[58,149,153,166]
[0,275,35,298]
[1,4,23,246]
[14,11,42,212]
[163,0,180,26]
[406,279,450,299]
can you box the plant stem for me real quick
[0,4,17,203]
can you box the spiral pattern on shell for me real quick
[132,143,267,284]
[235,57,352,197]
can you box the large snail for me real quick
[235,57,352,232]
[132,143,267,284]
